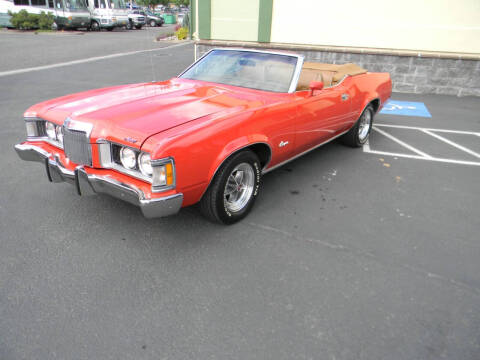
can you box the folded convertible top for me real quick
[297,62,367,90]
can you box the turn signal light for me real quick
[165,163,173,185]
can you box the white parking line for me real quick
[421,129,480,159]
[372,126,432,158]
[374,123,480,136]
[0,42,191,78]
[364,123,480,167]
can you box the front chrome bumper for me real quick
[15,143,183,218]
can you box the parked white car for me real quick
[127,9,144,29]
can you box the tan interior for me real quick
[296,62,367,91]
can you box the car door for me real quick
[293,83,352,154]
[254,98,298,168]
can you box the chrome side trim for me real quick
[262,130,350,174]
[14,143,183,218]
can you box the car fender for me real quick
[141,114,272,206]
[361,94,380,115]
[207,135,272,185]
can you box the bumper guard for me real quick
[15,143,183,218]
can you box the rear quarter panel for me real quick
[348,72,392,117]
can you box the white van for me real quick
[85,0,127,31]
[0,0,91,29]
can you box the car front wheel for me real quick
[340,104,374,147]
[200,150,261,224]
[149,20,156,27]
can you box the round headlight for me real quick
[46,122,56,140]
[138,153,152,176]
[56,125,63,145]
[120,147,137,169]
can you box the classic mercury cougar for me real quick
[15,48,391,224]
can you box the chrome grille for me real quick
[63,127,92,166]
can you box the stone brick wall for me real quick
[196,42,480,97]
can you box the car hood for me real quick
[32,79,272,147]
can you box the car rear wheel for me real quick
[90,20,100,31]
[149,20,156,27]
[340,104,374,147]
[200,151,261,224]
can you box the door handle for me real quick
[341,93,349,101]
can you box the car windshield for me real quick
[109,0,126,9]
[180,50,298,93]
[64,0,88,11]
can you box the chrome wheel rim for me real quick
[224,163,255,213]
[358,109,372,141]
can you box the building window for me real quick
[13,0,30,5]
[31,0,47,6]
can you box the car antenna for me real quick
[147,6,156,83]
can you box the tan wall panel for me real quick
[211,0,259,41]
[271,0,480,54]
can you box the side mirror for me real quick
[309,81,324,95]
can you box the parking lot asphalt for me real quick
[0,25,179,72]
[1,35,479,360]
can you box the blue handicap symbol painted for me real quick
[380,100,431,118]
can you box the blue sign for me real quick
[380,100,432,118]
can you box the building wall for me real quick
[210,0,259,42]
[193,0,480,96]
[193,0,272,43]
[271,0,480,54]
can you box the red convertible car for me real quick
[15,48,391,224]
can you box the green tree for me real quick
[173,0,189,6]
[135,0,169,10]
[134,0,189,11]
[8,10,54,30]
